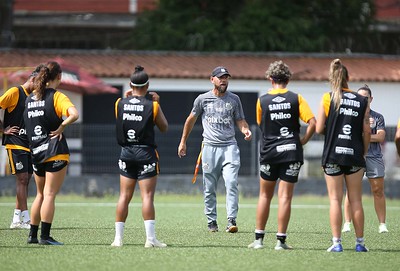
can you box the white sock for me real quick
[332,237,341,245]
[114,222,125,241]
[356,237,365,245]
[21,210,30,223]
[144,220,156,240]
[12,209,21,223]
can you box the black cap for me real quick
[211,66,231,77]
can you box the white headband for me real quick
[130,80,149,87]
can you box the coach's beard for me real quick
[217,85,227,93]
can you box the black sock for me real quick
[255,232,265,240]
[40,221,52,240]
[29,225,39,238]
[277,234,287,244]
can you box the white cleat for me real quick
[10,222,21,229]
[275,240,293,250]
[379,223,388,233]
[248,239,264,249]
[144,239,167,248]
[19,221,31,229]
[111,239,123,247]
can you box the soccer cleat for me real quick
[111,239,123,247]
[327,243,343,252]
[39,237,64,245]
[208,221,219,232]
[27,236,39,244]
[144,239,167,248]
[355,244,369,252]
[10,222,21,229]
[342,222,351,233]
[248,239,263,249]
[19,221,31,229]
[226,218,238,233]
[275,240,293,250]
[379,223,388,233]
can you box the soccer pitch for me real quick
[1,194,399,271]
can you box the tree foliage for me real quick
[126,0,376,53]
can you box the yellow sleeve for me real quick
[115,98,121,119]
[53,91,75,118]
[153,101,159,122]
[256,98,262,125]
[322,92,331,117]
[298,94,315,123]
[0,87,19,112]
[398,119,400,128]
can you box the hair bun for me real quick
[135,65,144,72]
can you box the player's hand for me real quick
[3,125,20,135]
[178,143,187,158]
[244,130,252,141]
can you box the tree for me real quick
[125,0,376,53]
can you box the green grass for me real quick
[1,194,400,271]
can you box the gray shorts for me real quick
[365,156,385,179]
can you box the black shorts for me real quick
[259,161,302,183]
[7,149,33,175]
[323,163,364,176]
[119,145,159,180]
[33,160,68,177]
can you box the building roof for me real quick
[0,49,399,82]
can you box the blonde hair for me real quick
[329,59,349,111]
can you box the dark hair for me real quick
[358,84,372,97]
[33,61,62,100]
[130,65,149,87]
[30,63,46,78]
[265,60,291,84]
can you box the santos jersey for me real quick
[321,89,368,167]
[24,88,74,164]
[0,86,30,151]
[115,95,158,148]
[256,88,314,164]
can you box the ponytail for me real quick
[329,59,349,111]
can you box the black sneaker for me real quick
[27,236,39,244]
[208,221,218,232]
[226,218,238,233]
[39,236,64,245]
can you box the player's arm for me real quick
[362,104,371,156]
[178,113,197,158]
[236,119,252,141]
[154,103,168,133]
[395,123,400,158]
[298,94,316,145]
[315,97,327,135]
[370,129,385,143]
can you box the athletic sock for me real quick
[12,209,21,223]
[255,229,265,241]
[21,210,30,223]
[40,221,52,240]
[276,233,287,244]
[144,220,156,240]
[29,224,39,238]
[356,237,365,246]
[114,222,125,240]
[332,237,342,246]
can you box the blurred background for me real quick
[1,0,400,197]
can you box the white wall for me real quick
[103,78,400,126]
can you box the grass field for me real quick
[1,194,400,271]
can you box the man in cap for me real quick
[178,66,252,233]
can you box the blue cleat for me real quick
[355,244,369,252]
[327,244,343,252]
[39,236,64,245]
